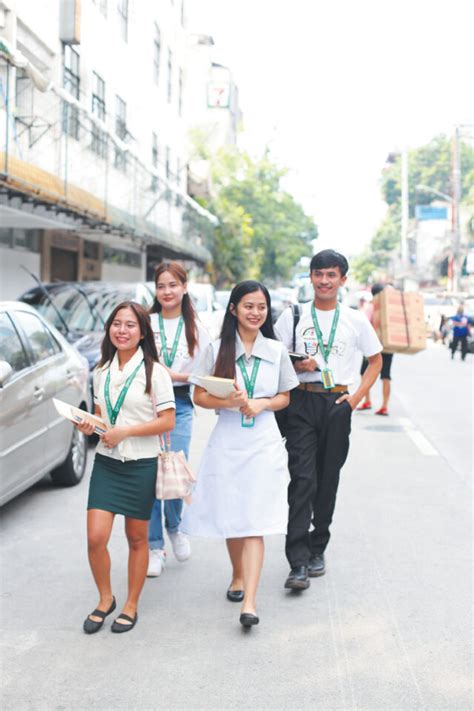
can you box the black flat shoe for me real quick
[308,554,326,577]
[240,613,259,627]
[227,589,244,603]
[111,612,138,633]
[83,596,116,634]
[284,566,310,590]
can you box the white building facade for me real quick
[0,0,215,299]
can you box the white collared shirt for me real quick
[150,313,211,386]
[189,331,299,397]
[275,302,382,384]
[93,347,175,461]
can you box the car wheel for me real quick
[50,426,87,487]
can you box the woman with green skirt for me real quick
[76,301,175,635]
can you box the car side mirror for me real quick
[0,361,13,386]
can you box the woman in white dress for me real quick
[181,281,299,628]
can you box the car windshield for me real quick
[21,285,138,333]
[188,287,212,312]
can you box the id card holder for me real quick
[321,368,335,390]
[241,414,255,428]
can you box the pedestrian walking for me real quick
[181,281,299,628]
[448,305,471,361]
[147,261,211,576]
[357,284,394,416]
[77,302,175,634]
[275,250,382,590]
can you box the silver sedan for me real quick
[0,302,91,506]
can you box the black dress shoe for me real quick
[227,589,244,603]
[240,613,259,627]
[111,612,138,633]
[83,596,116,634]
[284,566,310,590]
[308,554,326,577]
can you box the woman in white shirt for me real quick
[147,261,210,576]
[181,281,299,628]
[77,302,175,635]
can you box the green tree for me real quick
[199,147,318,286]
[381,134,474,216]
[354,133,474,282]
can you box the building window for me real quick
[62,45,80,139]
[117,0,128,42]
[115,95,128,171]
[167,49,173,103]
[153,25,161,85]
[165,146,171,179]
[178,68,183,116]
[151,133,159,191]
[91,72,107,158]
[115,95,127,139]
[103,246,141,268]
[92,0,107,16]
[152,133,159,168]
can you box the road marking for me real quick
[398,417,439,456]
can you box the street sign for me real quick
[415,205,449,221]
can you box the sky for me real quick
[187,0,474,257]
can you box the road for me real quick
[1,342,472,711]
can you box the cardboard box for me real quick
[372,289,426,354]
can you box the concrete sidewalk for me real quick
[1,395,472,710]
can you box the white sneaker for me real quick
[147,548,166,577]
[168,531,191,562]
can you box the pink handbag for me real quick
[151,386,196,502]
[156,432,196,502]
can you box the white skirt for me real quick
[181,409,289,539]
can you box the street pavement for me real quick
[0,342,472,711]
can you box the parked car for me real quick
[0,302,90,506]
[215,289,231,310]
[187,282,225,339]
[19,280,155,375]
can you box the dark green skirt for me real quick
[87,453,157,520]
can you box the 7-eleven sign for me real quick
[207,82,230,108]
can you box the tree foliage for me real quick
[196,146,318,287]
[381,134,474,216]
[353,133,474,282]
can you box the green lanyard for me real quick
[237,355,261,427]
[158,314,184,368]
[104,359,144,426]
[311,303,340,365]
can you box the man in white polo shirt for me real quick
[275,250,382,590]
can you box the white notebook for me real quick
[53,398,109,435]
[192,375,235,399]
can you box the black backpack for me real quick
[275,304,301,437]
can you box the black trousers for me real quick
[283,388,353,567]
[450,335,468,360]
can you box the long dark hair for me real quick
[149,261,198,357]
[98,301,159,394]
[214,280,276,379]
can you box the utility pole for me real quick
[451,125,461,292]
[401,147,409,273]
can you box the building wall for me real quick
[1,0,196,285]
[0,246,41,300]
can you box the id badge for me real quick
[321,368,335,390]
[241,414,255,428]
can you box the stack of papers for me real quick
[53,398,108,435]
[192,375,235,399]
